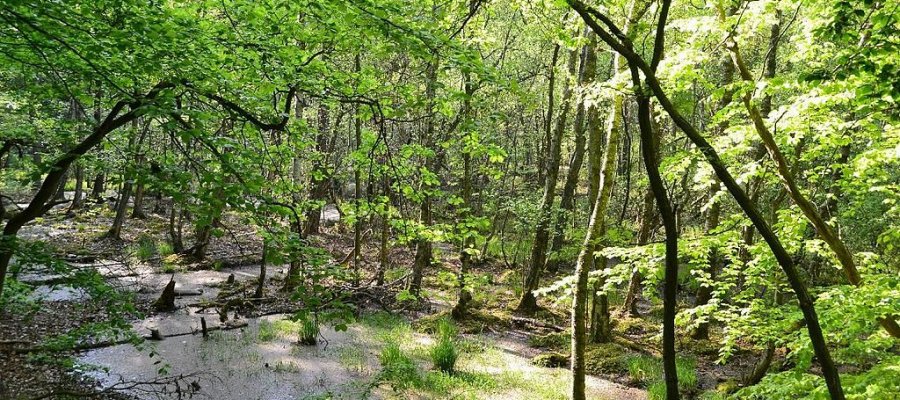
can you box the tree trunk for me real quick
[691,54,734,341]
[131,180,146,219]
[69,164,84,211]
[0,83,170,300]
[106,178,133,240]
[90,173,106,200]
[622,187,654,315]
[518,47,576,313]
[410,56,440,296]
[304,104,331,236]
[551,30,597,256]
[691,181,720,340]
[351,54,363,286]
[168,204,184,254]
[635,81,680,400]
[254,241,267,299]
[53,170,68,202]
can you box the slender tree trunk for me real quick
[377,196,389,286]
[622,187,654,316]
[106,178,133,240]
[518,47,576,313]
[304,104,331,236]
[573,2,646,390]
[453,67,477,318]
[284,97,307,290]
[352,54,363,286]
[587,0,650,343]
[691,54,734,340]
[168,204,184,253]
[70,163,84,210]
[635,81,680,400]
[254,241,267,299]
[551,30,597,256]
[410,56,440,296]
[691,181,720,340]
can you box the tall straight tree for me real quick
[518,46,577,312]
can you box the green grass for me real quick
[359,311,412,345]
[157,241,174,257]
[299,317,319,345]
[627,355,664,384]
[257,319,277,342]
[430,318,458,373]
[378,341,419,390]
[626,355,699,398]
[132,235,158,261]
[337,346,366,374]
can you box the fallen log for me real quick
[511,316,565,332]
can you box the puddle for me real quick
[79,316,374,399]
[28,285,91,302]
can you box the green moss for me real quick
[532,352,568,368]
[584,342,629,375]
[416,309,510,335]
[615,316,657,335]
[715,379,739,394]
[529,331,570,351]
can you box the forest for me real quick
[0,0,897,399]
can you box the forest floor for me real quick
[0,200,752,399]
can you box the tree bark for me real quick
[90,173,106,200]
[551,30,597,256]
[622,187,654,316]
[106,178,132,240]
[635,80,680,400]
[69,163,84,211]
[304,104,331,236]
[518,47,576,313]
[410,56,440,296]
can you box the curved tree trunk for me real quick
[634,78,680,400]
[0,83,171,300]
[723,13,900,338]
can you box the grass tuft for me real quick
[430,318,458,373]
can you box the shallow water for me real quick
[72,263,645,400]
[79,316,374,400]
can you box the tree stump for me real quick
[154,278,177,312]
